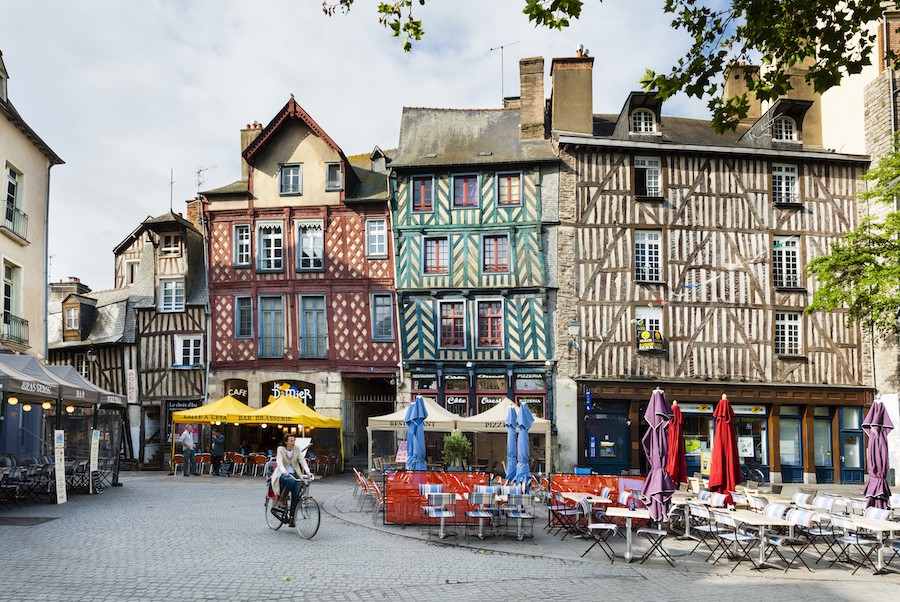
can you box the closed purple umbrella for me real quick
[641,388,675,521]
[862,401,893,509]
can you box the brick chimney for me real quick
[49,277,91,302]
[724,63,761,121]
[240,121,263,180]
[185,199,203,231]
[550,50,594,135]
[519,57,545,139]
[877,11,900,73]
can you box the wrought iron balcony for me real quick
[258,336,284,359]
[1,312,29,346]
[2,202,28,241]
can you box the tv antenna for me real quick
[490,40,519,103]
[196,165,217,193]
[168,169,175,212]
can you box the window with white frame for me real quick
[366,219,388,258]
[452,174,479,208]
[326,163,342,191]
[297,220,324,271]
[634,156,662,197]
[74,353,89,378]
[635,306,662,333]
[174,334,203,367]
[5,163,20,209]
[2,262,21,327]
[371,293,393,341]
[280,163,302,195]
[124,260,140,286]
[631,109,656,133]
[773,236,801,288]
[476,299,503,347]
[497,172,521,205]
[259,295,284,358]
[299,295,326,358]
[233,224,251,266]
[159,278,185,312]
[775,311,803,356]
[160,234,181,256]
[439,300,466,348]
[634,230,662,282]
[423,236,449,274]
[482,234,510,273]
[772,163,799,204]
[773,116,797,142]
[65,307,79,330]
[256,221,283,271]
[235,296,252,338]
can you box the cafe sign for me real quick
[478,396,504,407]
[263,380,315,408]
[679,403,767,416]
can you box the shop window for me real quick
[779,406,802,466]
[443,374,469,415]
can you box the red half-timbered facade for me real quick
[202,99,398,462]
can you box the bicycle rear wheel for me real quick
[294,496,320,539]
[265,498,285,530]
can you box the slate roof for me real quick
[344,150,395,202]
[49,287,151,349]
[0,51,63,165]
[390,108,557,169]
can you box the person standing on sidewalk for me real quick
[179,424,196,476]
[211,427,225,476]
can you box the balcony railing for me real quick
[258,336,284,359]
[299,336,327,358]
[2,202,28,241]
[1,312,29,346]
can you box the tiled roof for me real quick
[391,108,557,168]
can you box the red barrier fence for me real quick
[383,471,490,525]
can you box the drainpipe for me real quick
[200,197,211,406]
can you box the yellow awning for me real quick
[228,395,342,428]
[171,395,255,424]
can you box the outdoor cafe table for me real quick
[560,492,611,505]
[727,508,793,570]
[603,506,652,563]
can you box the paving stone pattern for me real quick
[0,473,895,601]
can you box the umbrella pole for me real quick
[170,419,176,474]
[367,427,373,472]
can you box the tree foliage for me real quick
[806,136,900,340]
[324,0,896,132]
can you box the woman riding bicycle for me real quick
[270,434,314,526]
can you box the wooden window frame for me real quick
[411,175,434,212]
[423,236,450,275]
[481,234,510,273]
[476,298,504,349]
[496,171,522,206]
[438,299,466,349]
[452,173,479,209]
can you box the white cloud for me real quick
[3,0,710,290]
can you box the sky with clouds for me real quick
[1,1,873,291]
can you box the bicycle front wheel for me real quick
[265,498,284,530]
[294,496,320,539]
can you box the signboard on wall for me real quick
[126,369,137,404]
[54,430,66,504]
[445,395,468,415]
[223,379,249,403]
[262,380,315,408]
[679,403,767,416]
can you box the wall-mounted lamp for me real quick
[86,347,99,362]
[65,405,75,414]
[507,367,513,388]
[568,319,581,356]
[260,423,268,429]
[22,403,32,412]
[7,396,18,406]
[42,401,52,410]
[466,361,474,387]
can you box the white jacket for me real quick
[270,444,311,498]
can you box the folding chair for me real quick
[863,507,893,521]
[730,491,749,509]
[577,498,617,562]
[763,508,813,572]
[827,514,880,575]
[506,494,536,541]
[790,491,814,506]
[687,502,722,558]
[465,492,496,540]
[637,521,674,566]
[426,492,457,539]
[547,491,581,538]
[711,510,759,572]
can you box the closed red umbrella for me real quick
[666,401,687,486]
[708,394,742,505]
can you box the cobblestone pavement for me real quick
[0,472,897,601]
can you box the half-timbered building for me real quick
[550,53,871,484]
[48,211,207,467]
[201,99,397,463]
[389,58,559,471]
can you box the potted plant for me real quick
[442,432,472,470]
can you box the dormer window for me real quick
[773,116,798,142]
[631,109,656,133]
[160,234,181,256]
[326,163,342,191]
[65,307,79,330]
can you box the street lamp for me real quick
[568,318,581,355]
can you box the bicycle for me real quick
[740,465,765,484]
[265,474,320,539]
